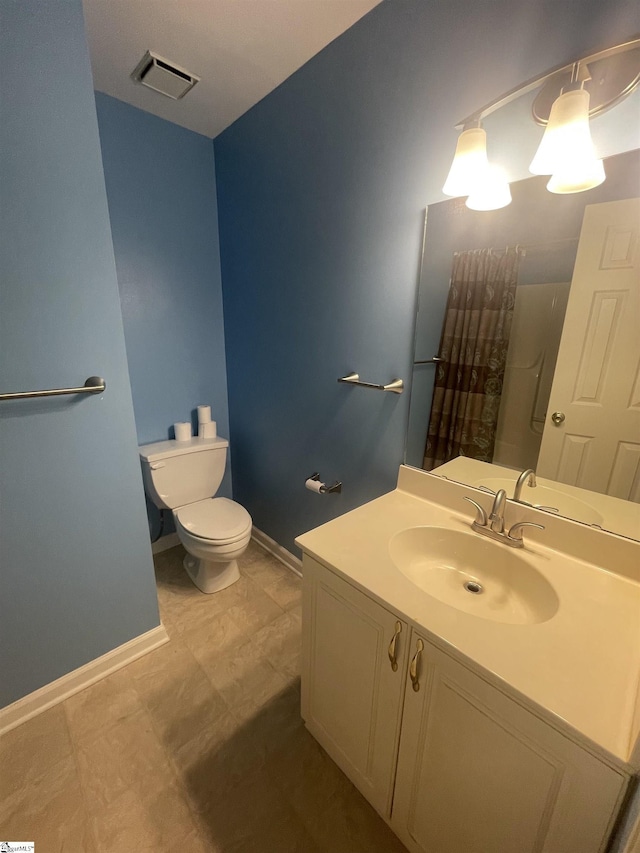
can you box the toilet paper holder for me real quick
[308,472,342,495]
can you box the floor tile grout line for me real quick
[131,559,294,847]
[123,671,215,851]
[147,546,307,846]
[61,700,102,849]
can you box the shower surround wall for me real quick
[214,0,640,555]
[0,0,159,707]
[493,282,571,470]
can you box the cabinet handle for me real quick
[409,639,424,692]
[388,621,402,672]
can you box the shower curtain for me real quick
[423,248,519,470]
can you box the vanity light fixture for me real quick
[442,124,490,198]
[442,37,640,208]
[442,124,512,210]
[465,164,512,210]
[530,63,605,193]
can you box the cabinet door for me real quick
[392,631,627,853]
[301,556,409,817]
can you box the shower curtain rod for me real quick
[515,236,579,252]
[461,237,579,256]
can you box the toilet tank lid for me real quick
[139,436,228,463]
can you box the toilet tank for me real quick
[139,437,229,510]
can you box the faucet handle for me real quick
[508,521,545,543]
[464,497,488,527]
[518,500,559,513]
[477,485,496,496]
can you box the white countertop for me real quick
[296,468,640,770]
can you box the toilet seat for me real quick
[174,497,251,545]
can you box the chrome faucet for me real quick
[464,491,545,548]
[513,468,536,502]
[488,489,507,534]
[510,468,559,513]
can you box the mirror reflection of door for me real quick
[537,197,640,500]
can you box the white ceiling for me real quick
[83,0,381,139]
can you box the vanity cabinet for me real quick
[301,557,410,816]
[301,556,627,853]
[392,630,625,853]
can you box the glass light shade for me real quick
[465,165,512,211]
[529,88,602,183]
[442,127,489,197]
[547,157,606,193]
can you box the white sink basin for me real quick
[389,526,559,625]
[473,477,604,527]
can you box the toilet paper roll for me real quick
[305,478,324,494]
[174,422,192,442]
[200,420,217,439]
[197,405,212,424]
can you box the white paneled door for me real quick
[538,198,640,500]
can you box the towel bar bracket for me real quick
[338,373,404,394]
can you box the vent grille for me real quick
[131,51,199,100]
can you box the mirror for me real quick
[406,148,640,541]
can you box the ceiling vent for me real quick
[131,51,199,100]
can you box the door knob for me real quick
[551,411,565,425]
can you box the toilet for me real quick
[139,436,252,593]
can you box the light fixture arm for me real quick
[453,36,640,129]
[560,61,591,94]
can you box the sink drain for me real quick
[464,580,484,595]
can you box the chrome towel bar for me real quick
[0,376,106,401]
[338,373,404,394]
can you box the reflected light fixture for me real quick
[441,38,640,209]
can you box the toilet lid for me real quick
[175,498,252,543]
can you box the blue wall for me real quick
[0,0,159,706]
[214,0,640,555]
[94,94,232,535]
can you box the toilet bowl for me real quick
[139,436,252,594]
[174,497,252,593]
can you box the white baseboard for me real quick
[151,532,181,554]
[0,624,169,737]
[251,527,302,577]
[151,527,300,580]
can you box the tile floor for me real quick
[1,541,408,852]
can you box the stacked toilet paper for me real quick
[172,405,217,442]
[197,405,217,439]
